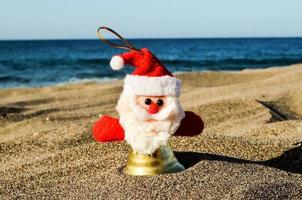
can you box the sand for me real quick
[0,64,302,199]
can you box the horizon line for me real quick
[1,35,302,42]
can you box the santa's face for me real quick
[116,92,185,154]
[136,96,167,122]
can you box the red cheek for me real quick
[148,103,159,114]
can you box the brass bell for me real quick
[124,144,185,176]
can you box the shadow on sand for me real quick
[175,142,302,174]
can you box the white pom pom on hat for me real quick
[110,55,124,70]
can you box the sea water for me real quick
[0,38,301,88]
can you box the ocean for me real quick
[0,38,302,88]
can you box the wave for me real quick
[0,58,110,68]
[162,58,302,67]
[0,75,30,83]
[1,57,302,69]
[1,57,301,88]
[56,77,119,86]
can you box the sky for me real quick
[0,0,301,40]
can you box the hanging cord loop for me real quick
[97,26,140,52]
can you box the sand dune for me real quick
[0,64,302,199]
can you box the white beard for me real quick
[116,92,185,155]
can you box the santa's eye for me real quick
[144,98,152,105]
[157,99,164,106]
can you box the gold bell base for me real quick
[124,145,185,176]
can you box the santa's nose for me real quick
[148,102,159,114]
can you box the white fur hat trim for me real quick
[123,75,181,97]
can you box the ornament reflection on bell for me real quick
[124,144,185,176]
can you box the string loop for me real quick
[97,26,140,52]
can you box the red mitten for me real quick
[92,115,125,142]
[174,111,204,137]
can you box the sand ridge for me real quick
[0,64,302,199]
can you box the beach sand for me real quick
[0,64,302,199]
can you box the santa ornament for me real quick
[93,27,204,176]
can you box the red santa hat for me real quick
[110,48,181,97]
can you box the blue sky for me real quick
[0,0,301,40]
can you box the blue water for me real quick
[0,38,302,88]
